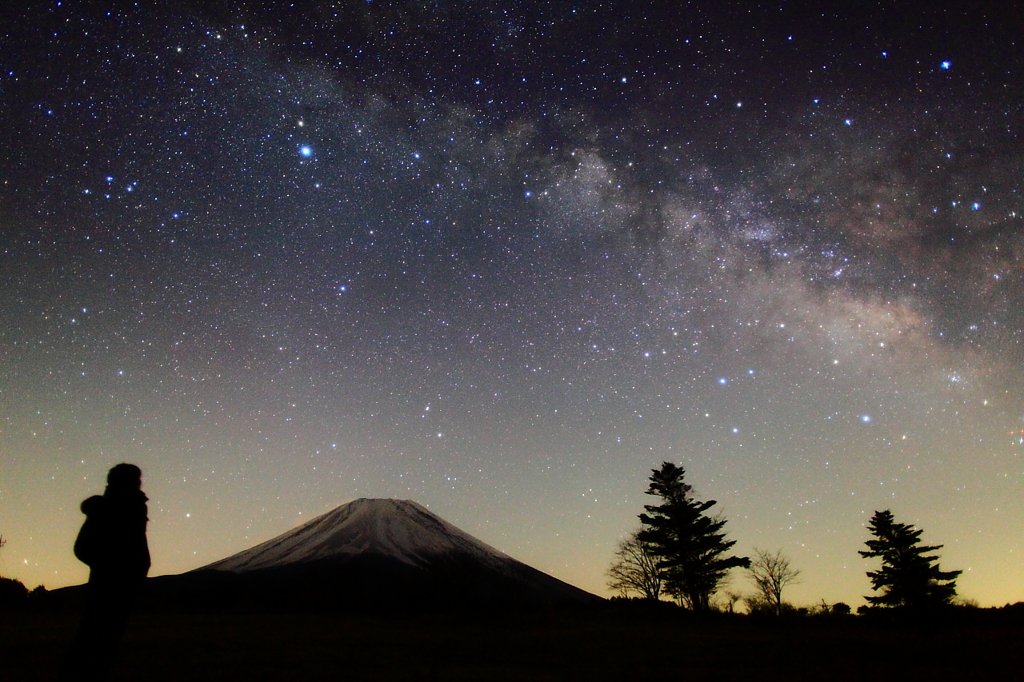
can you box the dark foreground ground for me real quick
[4,604,1022,681]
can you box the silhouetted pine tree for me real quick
[638,462,749,611]
[859,509,962,609]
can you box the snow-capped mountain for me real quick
[164,498,601,609]
[199,498,515,573]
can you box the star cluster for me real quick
[1,1,1022,606]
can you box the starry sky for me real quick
[2,1,1023,607]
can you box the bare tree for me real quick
[747,548,801,615]
[718,590,743,613]
[606,529,663,600]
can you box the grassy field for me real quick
[4,606,1021,681]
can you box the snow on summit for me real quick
[199,498,513,573]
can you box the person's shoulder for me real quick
[81,495,106,515]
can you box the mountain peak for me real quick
[199,497,511,573]
[169,497,602,608]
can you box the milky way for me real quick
[2,1,1022,606]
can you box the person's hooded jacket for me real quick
[74,489,150,581]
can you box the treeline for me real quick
[608,462,973,615]
[0,576,49,607]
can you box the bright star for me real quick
[299,146,313,157]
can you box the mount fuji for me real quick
[149,498,602,609]
[201,498,520,573]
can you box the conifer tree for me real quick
[638,462,749,611]
[859,509,962,609]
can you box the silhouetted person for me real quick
[58,463,150,682]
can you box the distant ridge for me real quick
[147,498,602,610]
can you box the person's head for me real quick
[106,463,143,491]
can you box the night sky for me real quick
[2,1,1022,607]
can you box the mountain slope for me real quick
[157,498,601,610]
[199,498,514,573]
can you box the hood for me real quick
[81,495,105,516]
